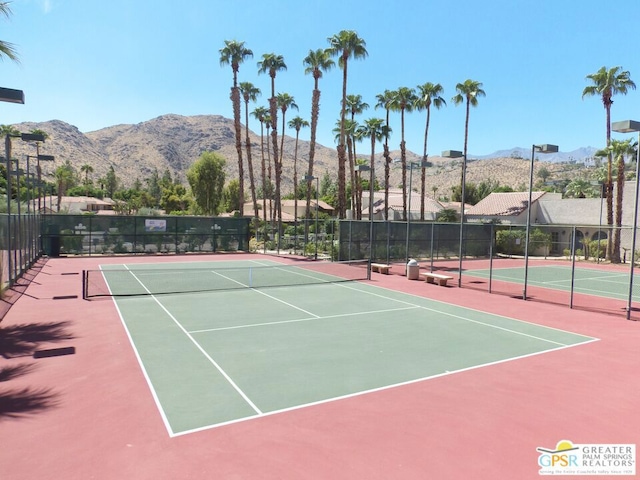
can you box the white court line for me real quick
[173,336,598,437]
[123,266,264,417]
[336,281,598,342]
[99,265,176,437]
[188,305,421,334]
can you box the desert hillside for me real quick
[9,114,590,198]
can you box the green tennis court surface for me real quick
[101,260,596,436]
[464,264,640,301]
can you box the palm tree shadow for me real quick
[0,387,59,419]
[0,363,59,418]
[0,321,75,359]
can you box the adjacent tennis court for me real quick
[93,259,596,436]
[464,263,640,301]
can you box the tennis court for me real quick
[91,259,596,436]
[464,263,640,302]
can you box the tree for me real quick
[564,179,594,199]
[251,106,269,221]
[275,92,297,245]
[186,151,226,215]
[258,53,287,223]
[389,86,417,220]
[103,165,119,199]
[80,164,94,195]
[345,94,369,213]
[415,82,446,220]
[303,48,334,221]
[0,2,19,63]
[0,124,23,211]
[452,79,486,217]
[582,66,636,260]
[597,138,636,262]
[375,90,395,219]
[54,160,77,212]
[357,118,386,220]
[219,40,253,218]
[327,30,368,218]
[288,115,309,229]
[239,81,261,218]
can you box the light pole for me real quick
[612,120,640,320]
[523,144,558,300]
[304,175,319,260]
[443,150,465,287]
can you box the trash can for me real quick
[406,259,420,280]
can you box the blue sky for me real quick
[2,0,640,157]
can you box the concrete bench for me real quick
[421,272,454,286]
[371,263,391,274]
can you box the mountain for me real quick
[476,146,599,164]
[8,114,592,197]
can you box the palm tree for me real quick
[219,40,253,216]
[357,118,386,222]
[0,2,19,62]
[303,48,334,222]
[582,66,636,260]
[327,30,368,218]
[288,116,309,249]
[275,93,297,242]
[415,82,446,220]
[239,81,261,218]
[345,94,369,211]
[258,53,287,229]
[597,138,636,262]
[389,86,417,220]
[251,106,269,222]
[1,124,20,211]
[28,128,50,210]
[80,164,94,196]
[375,90,395,219]
[452,79,486,218]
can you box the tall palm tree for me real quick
[219,40,253,216]
[258,53,287,228]
[357,118,386,222]
[80,164,94,196]
[0,2,19,62]
[303,48,334,221]
[327,30,368,218]
[1,124,20,212]
[415,82,446,220]
[596,138,636,263]
[28,128,50,210]
[251,106,269,222]
[288,116,309,248]
[452,79,486,217]
[275,93,297,240]
[345,94,369,214]
[239,81,261,218]
[375,90,395,219]
[582,66,636,260]
[389,86,417,220]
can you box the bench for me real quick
[421,272,454,287]
[371,263,392,274]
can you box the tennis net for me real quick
[82,260,369,299]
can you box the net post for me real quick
[81,270,87,300]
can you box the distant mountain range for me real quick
[475,147,599,164]
[8,114,593,196]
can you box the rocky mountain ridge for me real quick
[8,114,591,198]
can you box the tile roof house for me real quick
[465,191,559,224]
